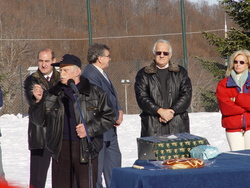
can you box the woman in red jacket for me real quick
[216,49,250,151]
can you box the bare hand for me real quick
[33,84,44,103]
[157,108,175,123]
[115,110,123,127]
[76,123,86,138]
[159,117,167,123]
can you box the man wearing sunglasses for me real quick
[134,39,192,137]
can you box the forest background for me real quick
[0,0,236,115]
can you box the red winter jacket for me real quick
[216,74,250,132]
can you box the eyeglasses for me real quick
[103,55,111,58]
[233,60,246,65]
[155,51,170,56]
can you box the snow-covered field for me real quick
[0,112,228,187]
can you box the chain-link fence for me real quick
[0,57,226,116]
[0,66,30,117]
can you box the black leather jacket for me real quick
[24,68,60,150]
[29,76,116,161]
[134,61,192,137]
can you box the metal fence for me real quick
[0,57,225,116]
[0,60,144,116]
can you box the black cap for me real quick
[51,54,81,68]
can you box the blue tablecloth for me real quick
[110,150,250,188]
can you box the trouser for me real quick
[97,135,121,188]
[226,130,250,151]
[30,148,51,188]
[52,140,98,188]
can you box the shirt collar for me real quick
[156,63,169,69]
[93,64,105,75]
[44,72,53,79]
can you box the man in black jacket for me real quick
[24,48,60,188]
[29,54,116,188]
[134,39,192,137]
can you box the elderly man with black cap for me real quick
[29,54,116,188]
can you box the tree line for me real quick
[0,0,236,114]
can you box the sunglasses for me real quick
[233,60,247,65]
[155,51,170,56]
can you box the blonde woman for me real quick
[216,49,250,151]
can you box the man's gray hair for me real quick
[87,43,110,64]
[72,65,82,77]
[152,39,173,55]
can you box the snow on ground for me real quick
[0,112,228,187]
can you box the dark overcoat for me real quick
[134,60,192,137]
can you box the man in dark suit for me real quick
[83,43,123,188]
[24,49,60,188]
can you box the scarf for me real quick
[231,69,249,93]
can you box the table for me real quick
[110,150,250,188]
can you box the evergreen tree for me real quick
[198,0,250,112]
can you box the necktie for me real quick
[46,76,50,82]
[103,72,110,84]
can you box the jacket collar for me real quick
[33,68,60,83]
[144,60,180,74]
[49,75,91,96]
[227,73,250,93]
[78,75,91,95]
